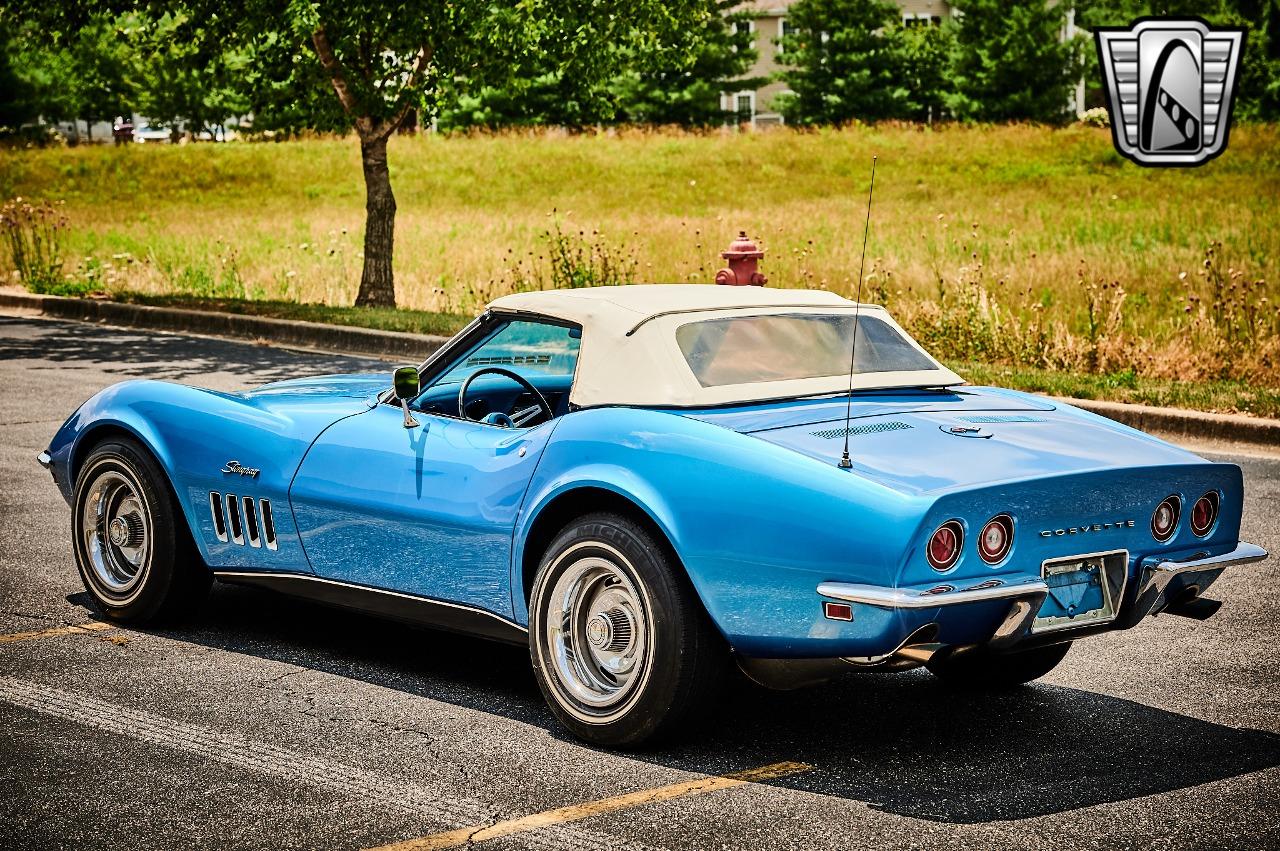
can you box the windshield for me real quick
[675,313,937,388]
[435,319,581,386]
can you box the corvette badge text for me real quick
[1095,17,1246,167]
[221,460,260,478]
[1039,520,1137,538]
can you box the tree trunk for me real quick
[355,133,397,308]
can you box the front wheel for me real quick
[926,641,1072,689]
[528,512,726,746]
[72,439,210,624]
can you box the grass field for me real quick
[2,124,1278,412]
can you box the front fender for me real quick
[46,379,362,572]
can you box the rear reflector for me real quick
[1151,495,1180,542]
[926,520,964,571]
[1190,491,1219,536]
[823,602,853,621]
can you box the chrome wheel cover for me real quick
[80,466,151,600]
[538,543,653,721]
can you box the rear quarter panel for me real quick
[515,407,930,656]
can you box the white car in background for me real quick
[133,125,172,143]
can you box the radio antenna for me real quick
[838,155,877,470]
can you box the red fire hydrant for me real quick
[715,231,767,286]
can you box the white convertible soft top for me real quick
[488,285,964,408]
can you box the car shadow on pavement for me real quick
[0,316,382,384]
[69,581,1280,826]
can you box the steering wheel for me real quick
[457,367,554,428]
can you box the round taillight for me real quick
[978,514,1014,564]
[1190,491,1219,536]
[1151,495,1181,542]
[927,520,964,571]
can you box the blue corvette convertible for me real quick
[40,285,1267,745]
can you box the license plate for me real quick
[1032,554,1121,633]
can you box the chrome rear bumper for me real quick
[816,578,1049,609]
[817,540,1268,651]
[817,577,1051,651]
[37,451,52,470]
[1120,541,1268,626]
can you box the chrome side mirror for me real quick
[393,365,421,429]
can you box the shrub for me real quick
[1079,106,1109,128]
[507,215,639,292]
[0,197,68,291]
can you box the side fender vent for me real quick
[211,493,277,551]
[812,421,912,440]
[210,492,227,542]
[259,499,277,551]
[225,494,244,545]
[242,496,261,548]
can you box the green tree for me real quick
[0,11,139,140]
[135,13,248,140]
[946,0,1086,123]
[69,14,139,138]
[610,1,760,126]
[435,3,750,131]
[776,0,909,124]
[178,0,708,307]
[897,22,956,122]
[435,65,619,131]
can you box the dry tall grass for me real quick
[2,124,1277,385]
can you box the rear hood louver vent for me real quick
[812,421,913,439]
[958,414,1047,423]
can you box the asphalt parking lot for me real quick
[1,313,1278,851]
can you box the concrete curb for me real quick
[0,290,449,362]
[3,289,1277,448]
[1053,396,1280,448]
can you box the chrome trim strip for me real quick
[37,451,52,470]
[625,303,867,336]
[209,492,227,543]
[816,578,1049,609]
[213,570,528,644]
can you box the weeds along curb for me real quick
[2,289,1277,449]
[0,290,449,362]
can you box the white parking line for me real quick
[0,676,660,851]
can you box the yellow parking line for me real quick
[0,622,112,644]
[367,760,811,851]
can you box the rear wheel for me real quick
[72,439,210,624]
[926,641,1072,689]
[528,512,726,746]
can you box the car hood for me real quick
[683,387,1205,496]
[196,373,385,426]
[240,373,388,401]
